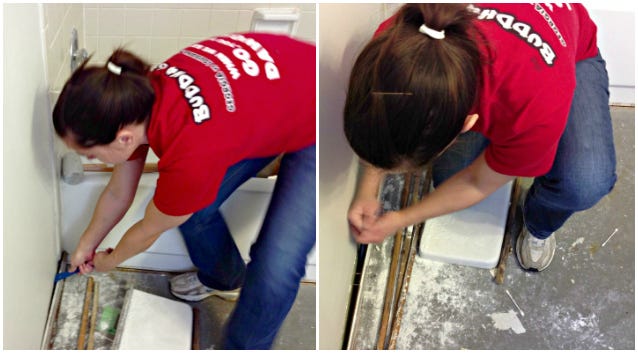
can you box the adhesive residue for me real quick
[488,310,526,334]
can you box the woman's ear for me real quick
[460,114,479,133]
[116,129,134,146]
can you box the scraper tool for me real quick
[54,268,80,283]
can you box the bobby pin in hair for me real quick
[371,91,413,96]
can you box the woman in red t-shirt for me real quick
[53,33,315,349]
[345,3,616,272]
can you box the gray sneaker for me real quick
[170,272,240,302]
[515,229,556,271]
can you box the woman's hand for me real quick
[348,161,386,238]
[348,197,382,238]
[69,244,96,274]
[92,248,115,272]
[351,210,405,244]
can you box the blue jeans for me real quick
[432,52,617,239]
[178,144,316,349]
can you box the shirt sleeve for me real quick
[483,76,574,177]
[374,16,396,37]
[127,144,149,161]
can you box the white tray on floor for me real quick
[113,289,192,349]
[419,181,513,269]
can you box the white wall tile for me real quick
[44,4,68,33]
[296,3,316,12]
[238,3,269,11]
[84,7,99,36]
[236,10,254,32]
[211,4,252,10]
[209,10,240,36]
[43,3,84,92]
[96,36,126,64]
[99,8,126,36]
[126,9,153,36]
[178,36,203,50]
[152,9,182,37]
[122,36,153,64]
[124,3,168,10]
[150,37,180,64]
[180,9,211,37]
[85,35,99,57]
[45,3,315,89]
[96,3,124,9]
[59,4,85,80]
[175,3,213,10]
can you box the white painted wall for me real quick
[3,4,60,349]
[318,3,386,349]
[581,3,635,104]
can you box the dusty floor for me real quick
[349,106,634,349]
[46,269,315,349]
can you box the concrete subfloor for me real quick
[46,270,315,349]
[350,106,634,349]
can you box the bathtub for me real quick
[59,172,316,281]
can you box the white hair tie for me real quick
[419,24,445,40]
[107,61,122,75]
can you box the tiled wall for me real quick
[44,3,315,93]
[84,3,316,66]
[42,3,84,93]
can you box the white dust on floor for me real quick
[569,237,585,249]
[349,239,393,348]
[53,277,86,348]
[395,257,501,349]
[488,310,526,334]
[51,272,132,349]
[395,240,624,349]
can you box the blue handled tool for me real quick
[54,268,80,283]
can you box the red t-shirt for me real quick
[146,33,315,216]
[375,3,598,176]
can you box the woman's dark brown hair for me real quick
[344,3,483,170]
[53,48,155,147]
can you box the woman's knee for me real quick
[559,169,617,211]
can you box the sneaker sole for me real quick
[515,233,533,271]
[172,290,240,302]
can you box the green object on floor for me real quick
[99,305,120,336]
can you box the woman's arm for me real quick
[353,151,515,244]
[92,200,192,272]
[70,155,145,273]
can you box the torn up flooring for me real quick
[44,269,315,350]
[348,106,634,349]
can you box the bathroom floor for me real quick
[349,106,634,349]
[45,269,315,350]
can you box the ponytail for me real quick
[344,3,483,170]
[106,48,151,76]
[53,47,155,147]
